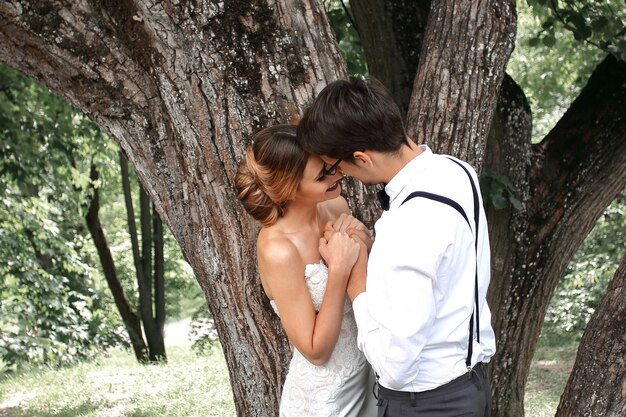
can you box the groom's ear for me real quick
[352,150,373,166]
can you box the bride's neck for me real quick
[279,201,319,233]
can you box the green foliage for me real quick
[0,65,127,370]
[324,0,368,78]
[539,189,626,346]
[479,168,523,210]
[525,0,626,61]
[508,1,608,142]
[0,64,203,370]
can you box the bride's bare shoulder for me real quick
[257,227,300,266]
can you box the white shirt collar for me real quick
[384,144,433,207]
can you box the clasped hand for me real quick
[327,214,372,250]
[318,215,371,300]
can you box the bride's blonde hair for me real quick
[235,125,308,226]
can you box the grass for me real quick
[0,343,235,417]
[0,337,576,417]
[525,344,577,417]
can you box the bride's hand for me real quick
[328,214,363,233]
[319,230,360,279]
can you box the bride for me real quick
[235,124,376,416]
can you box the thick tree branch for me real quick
[556,250,626,416]
[487,55,626,417]
[529,55,626,252]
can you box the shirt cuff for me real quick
[352,291,368,319]
[352,292,378,349]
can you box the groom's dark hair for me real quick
[297,78,408,159]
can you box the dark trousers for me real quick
[375,364,492,417]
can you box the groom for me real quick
[297,79,496,417]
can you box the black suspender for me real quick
[400,157,481,373]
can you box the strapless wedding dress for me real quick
[270,261,377,417]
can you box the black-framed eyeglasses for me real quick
[317,158,343,181]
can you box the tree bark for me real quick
[85,163,148,361]
[406,0,517,165]
[484,54,626,417]
[350,0,430,116]
[481,73,533,416]
[0,1,360,415]
[555,251,626,417]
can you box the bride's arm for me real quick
[259,235,358,366]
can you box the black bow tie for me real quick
[377,188,390,211]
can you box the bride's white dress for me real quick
[270,261,377,417]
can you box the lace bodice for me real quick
[270,261,352,314]
[270,261,375,417]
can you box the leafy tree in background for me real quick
[323,1,367,78]
[0,64,201,369]
[0,64,125,369]
[527,0,626,57]
[508,0,621,142]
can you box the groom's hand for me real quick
[330,215,373,251]
[347,227,373,252]
[330,214,365,233]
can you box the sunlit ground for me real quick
[0,321,574,417]
[0,321,235,417]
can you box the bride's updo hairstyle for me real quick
[235,124,308,226]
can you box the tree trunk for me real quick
[481,73,534,416]
[140,185,153,303]
[0,2,357,415]
[120,151,165,361]
[138,182,166,360]
[406,0,516,164]
[153,206,165,340]
[350,0,430,116]
[85,163,148,361]
[555,251,626,417]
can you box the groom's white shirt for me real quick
[352,145,496,392]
